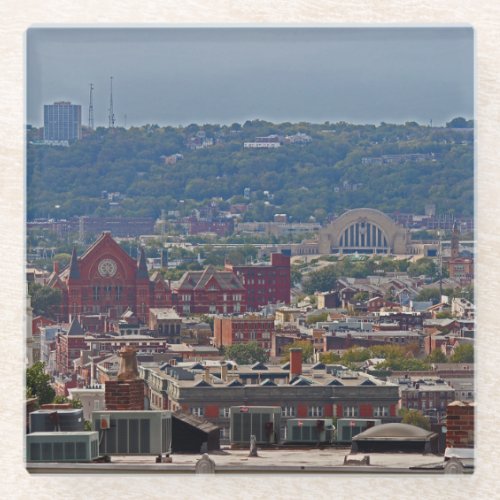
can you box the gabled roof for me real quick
[327,379,344,386]
[260,378,276,386]
[177,267,244,292]
[67,317,85,336]
[290,376,313,386]
[227,379,243,387]
[251,361,268,370]
[194,379,211,387]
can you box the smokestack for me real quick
[289,348,302,378]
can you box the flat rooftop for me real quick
[27,447,457,474]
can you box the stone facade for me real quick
[318,208,409,255]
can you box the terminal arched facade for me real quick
[318,208,409,255]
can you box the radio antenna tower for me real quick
[88,83,94,130]
[108,76,115,128]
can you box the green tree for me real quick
[53,253,72,268]
[400,409,431,430]
[306,312,329,326]
[352,291,369,302]
[28,283,62,318]
[26,362,55,405]
[450,343,474,363]
[320,351,342,364]
[415,288,441,303]
[435,311,452,319]
[407,258,438,278]
[302,265,338,294]
[340,347,372,365]
[428,349,448,363]
[281,340,314,363]
[223,342,269,365]
[53,395,83,408]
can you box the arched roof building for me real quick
[318,208,409,255]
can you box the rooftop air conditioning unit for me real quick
[92,411,171,455]
[336,418,382,443]
[27,432,99,462]
[285,418,335,444]
[229,406,281,445]
[29,409,84,433]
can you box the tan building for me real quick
[318,208,409,255]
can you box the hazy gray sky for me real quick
[27,27,473,127]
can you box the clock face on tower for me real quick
[98,258,117,277]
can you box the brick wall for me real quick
[105,379,144,410]
[446,401,474,448]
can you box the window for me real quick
[308,405,323,417]
[282,405,296,417]
[374,406,389,417]
[223,294,227,302]
[183,305,191,314]
[262,331,271,340]
[191,407,204,417]
[233,294,242,302]
[209,304,217,313]
[93,400,100,410]
[219,407,230,418]
[343,406,358,417]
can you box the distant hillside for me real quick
[27,119,473,222]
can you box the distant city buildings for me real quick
[43,101,82,142]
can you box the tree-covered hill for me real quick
[27,119,473,222]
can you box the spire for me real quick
[68,246,80,280]
[137,247,148,279]
[67,317,84,336]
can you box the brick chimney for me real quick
[105,347,144,410]
[53,261,59,274]
[289,348,302,377]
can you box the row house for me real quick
[140,352,400,442]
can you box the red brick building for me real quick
[48,232,171,324]
[55,318,87,375]
[213,316,275,350]
[226,252,291,312]
[175,266,246,315]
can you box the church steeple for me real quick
[68,246,80,280]
[137,247,148,279]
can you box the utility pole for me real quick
[108,76,115,128]
[88,83,94,130]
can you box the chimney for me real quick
[53,261,59,274]
[117,346,139,380]
[204,367,211,383]
[169,358,177,366]
[289,348,302,377]
[220,361,228,382]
